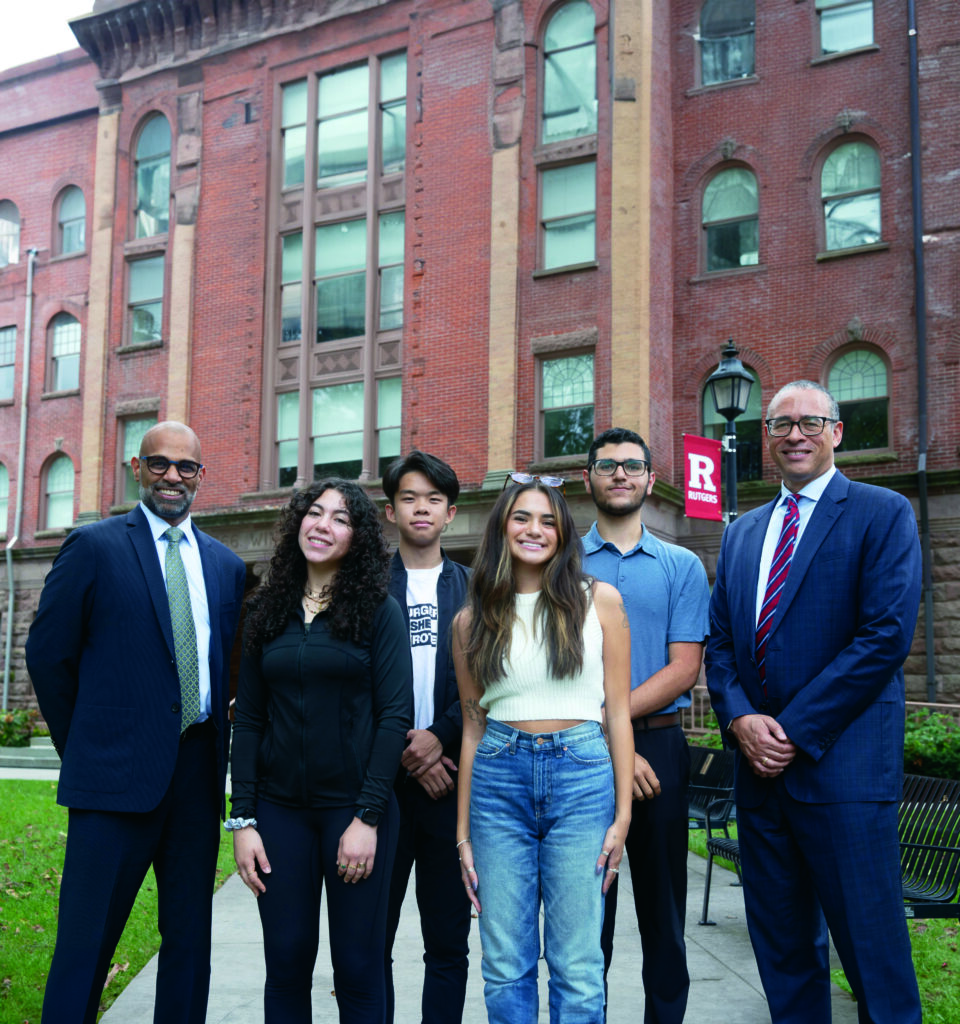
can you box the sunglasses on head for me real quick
[503,472,565,495]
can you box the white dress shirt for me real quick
[140,502,213,718]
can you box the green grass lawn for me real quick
[0,779,236,1023]
[689,825,959,1020]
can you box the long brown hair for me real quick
[462,481,589,686]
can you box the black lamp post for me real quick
[705,339,753,522]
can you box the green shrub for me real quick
[903,710,960,781]
[0,708,38,747]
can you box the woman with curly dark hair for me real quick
[230,479,412,1024]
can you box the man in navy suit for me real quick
[705,381,922,1024]
[27,421,246,1024]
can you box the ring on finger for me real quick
[601,849,611,856]
[762,756,769,766]
[607,867,620,874]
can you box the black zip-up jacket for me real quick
[231,596,413,820]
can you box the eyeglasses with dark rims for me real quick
[588,458,650,477]
[138,456,204,479]
[764,416,838,437]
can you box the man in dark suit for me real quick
[27,420,246,1024]
[382,450,472,1024]
[705,381,922,1024]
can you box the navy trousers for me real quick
[384,777,471,1024]
[42,722,220,1024]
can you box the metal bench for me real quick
[688,745,736,833]
[698,771,960,926]
[698,793,741,926]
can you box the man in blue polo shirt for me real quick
[582,427,710,1024]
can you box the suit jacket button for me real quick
[172,702,181,713]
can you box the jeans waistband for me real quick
[484,718,603,752]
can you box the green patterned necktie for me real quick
[164,527,201,733]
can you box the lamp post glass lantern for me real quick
[705,339,753,522]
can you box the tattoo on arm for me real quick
[619,601,629,629]
[465,699,487,727]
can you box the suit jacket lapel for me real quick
[127,506,177,659]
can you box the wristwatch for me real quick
[356,807,381,826]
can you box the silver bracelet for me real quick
[456,837,471,849]
[224,817,258,831]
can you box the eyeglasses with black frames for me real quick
[764,416,838,438]
[139,456,204,479]
[503,472,565,495]
[588,458,650,477]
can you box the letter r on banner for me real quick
[683,434,723,521]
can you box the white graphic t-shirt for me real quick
[406,564,443,730]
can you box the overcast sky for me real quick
[1,2,91,73]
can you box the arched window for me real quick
[0,463,8,534]
[57,186,86,255]
[44,454,75,530]
[48,313,82,392]
[542,1,597,144]
[821,141,880,251]
[702,365,762,481]
[135,114,171,238]
[0,200,20,267]
[828,348,888,451]
[700,0,755,85]
[703,167,758,271]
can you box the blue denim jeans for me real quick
[471,719,614,1024]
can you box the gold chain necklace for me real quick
[303,585,332,615]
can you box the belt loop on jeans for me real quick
[507,726,519,753]
[553,731,563,757]
[633,711,680,732]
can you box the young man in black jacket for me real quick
[383,451,472,1024]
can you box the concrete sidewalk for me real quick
[4,762,857,1022]
[99,849,859,1023]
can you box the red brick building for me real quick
[0,0,956,710]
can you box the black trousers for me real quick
[42,722,220,1024]
[255,796,399,1024]
[602,725,691,1024]
[384,778,471,1024]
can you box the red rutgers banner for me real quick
[683,434,723,521]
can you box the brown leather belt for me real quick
[634,712,680,732]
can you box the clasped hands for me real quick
[401,728,457,800]
[730,714,797,777]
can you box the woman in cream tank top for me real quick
[452,478,633,1024]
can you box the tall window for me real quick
[0,464,8,534]
[0,326,15,402]
[44,455,75,530]
[541,162,596,270]
[700,0,755,85]
[542,1,597,144]
[821,141,880,251]
[128,256,164,344]
[541,354,594,459]
[270,54,406,486]
[134,114,171,238]
[57,186,86,255]
[281,80,307,188]
[702,366,762,481]
[828,349,888,451]
[119,416,157,502]
[816,0,873,55]
[703,167,758,271]
[0,200,20,268]
[315,219,367,342]
[48,314,81,392]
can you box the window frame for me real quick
[820,139,882,254]
[46,313,82,394]
[0,325,15,403]
[827,346,890,453]
[133,113,172,240]
[117,415,158,504]
[537,349,596,461]
[42,453,75,532]
[698,0,756,87]
[0,200,20,268]
[538,159,598,273]
[815,0,874,58]
[0,463,8,535]
[56,185,86,256]
[126,254,166,347]
[701,165,760,273]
